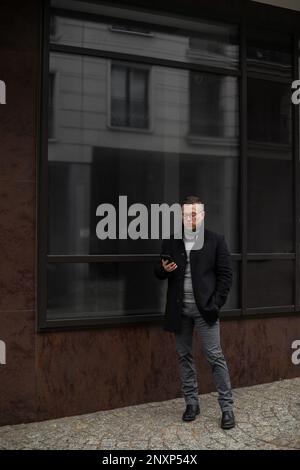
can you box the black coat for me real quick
[154,228,233,333]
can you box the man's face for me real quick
[182,203,205,231]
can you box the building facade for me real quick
[0,0,300,425]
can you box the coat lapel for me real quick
[173,227,209,263]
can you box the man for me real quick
[154,195,235,429]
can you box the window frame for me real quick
[37,0,300,331]
[107,60,153,132]
[48,69,59,141]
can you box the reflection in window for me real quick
[48,52,239,256]
[48,72,55,139]
[190,73,239,138]
[247,30,292,77]
[47,262,167,318]
[188,23,238,68]
[247,156,293,253]
[247,260,293,308]
[110,24,153,36]
[49,15,57,41]
[248,79,292,144]
[111,63,149,129]
[247,78,293,253]
[50,11,239,68]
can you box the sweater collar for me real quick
[183,222,202,241]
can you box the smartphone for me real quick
[161,254,174,264]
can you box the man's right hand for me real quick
[162,259,177,272]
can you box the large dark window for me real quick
[39,0,299,329]
[247,260,293,309]
[246,27,294,312]
[247,79,293,254]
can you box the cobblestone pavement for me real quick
[0,378,299,450]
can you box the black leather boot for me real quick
[182,404,200,422]
[221,410,235,429]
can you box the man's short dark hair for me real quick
[181,195,204,207]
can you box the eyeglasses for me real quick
[182,211,204,220]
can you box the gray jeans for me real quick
[175,302,234,412]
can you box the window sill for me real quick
[107,124,153,134]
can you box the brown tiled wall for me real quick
[0,0,39,425]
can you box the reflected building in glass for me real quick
[47,12,240,318]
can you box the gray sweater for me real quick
[183,227,200,303]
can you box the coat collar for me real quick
[173,224,208,241]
